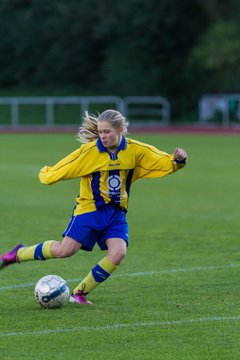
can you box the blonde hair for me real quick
[77,109,129,143]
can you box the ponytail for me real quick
[77,112,99,143]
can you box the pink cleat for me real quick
[69,290,93,305]
[0,244,26,270]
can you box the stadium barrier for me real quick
[0,96,170,127]
[199,94,240,126]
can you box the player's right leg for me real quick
[0,236,81,270]
[0,244,26,270]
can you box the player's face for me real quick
[98,121,124,151]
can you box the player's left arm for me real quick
[132,144,187,181]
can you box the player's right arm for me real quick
[39,142,101,184]
[39,147,83,184]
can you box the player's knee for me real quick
[58,248,73,258]
[52,241,77,258]
[116,248,126,262]
[52,236,82,258]
[109,247,126,265]
[54,248,72,258]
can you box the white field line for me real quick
[0,262,239,292]
[1,316,240,337]
[0,163,40,172]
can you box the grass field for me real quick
[0,132,240,359]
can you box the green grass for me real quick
[0,133,240,359]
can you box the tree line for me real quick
[0,0,239,118]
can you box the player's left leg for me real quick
[70,238,127,305]
[105,237,127,265]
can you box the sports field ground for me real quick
[0,132,239,359]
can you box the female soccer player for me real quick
[0,109,187,305]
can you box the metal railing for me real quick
[0,96,125,127]
[199,94,240,125]
[0,96,170,127]
[124,96,170,125]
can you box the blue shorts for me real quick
[62,205,129,251]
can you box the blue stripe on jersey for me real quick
[92,264,110,283]
[108,169,121,204]
[126,169,134,197]
[91,172,105,208]
[34,243,46,260]
[109,152,117,160]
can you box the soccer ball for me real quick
[34,275,70,309]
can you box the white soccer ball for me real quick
[34,275,70,309]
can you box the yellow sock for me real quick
[74,257,118,295]
[17,241,54,262]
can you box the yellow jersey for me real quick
[39,136,186,215]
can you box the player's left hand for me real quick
[173,147,187,162]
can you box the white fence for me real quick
[199,94,240,125]
[124,96,170,125]
[0,96,170,127]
